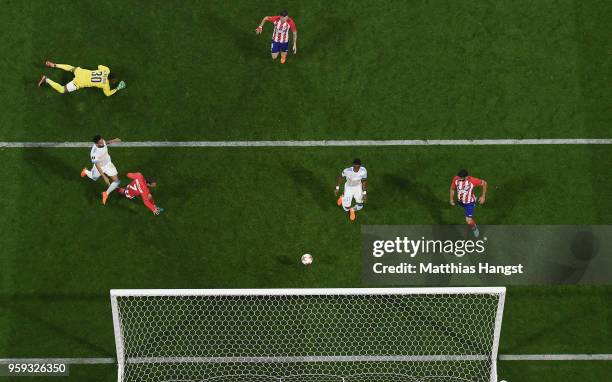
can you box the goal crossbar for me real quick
[111,287,506,297]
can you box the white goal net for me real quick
[110,288,505,382]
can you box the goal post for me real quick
[110,287,506,382]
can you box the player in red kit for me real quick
[117,172,164,215]
[255,10,297,64]
[450,169,487,237]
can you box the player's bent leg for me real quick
[342,194,353,210]
[106,176,121,194]
[85,165,100,181]
[45,78,66,94]
[65,81,78,93]
[271,41,280,59]
[102,178,120,205]
[465,217,479,238]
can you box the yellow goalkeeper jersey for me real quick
[73,65,118,96]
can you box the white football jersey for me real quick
[342,166,367,187]
[90,141,111,166]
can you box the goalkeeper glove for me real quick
[117,81,126,90]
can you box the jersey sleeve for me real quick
[341,168,348,177]
[127,172,141,180]
[362,168,367,179]
[470,177,484,186]
[288,18,297,32]
[102,82,118,97]
[98,65,110,72]
[450,176,458,189]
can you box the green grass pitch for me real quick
[1,0,611,381]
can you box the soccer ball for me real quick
[301,254,313,265]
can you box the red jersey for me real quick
[451,176,483,204]
[265,16,296,43]
[123,172,157,213]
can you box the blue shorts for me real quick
[458,202,476,218]
[271,41,289,53]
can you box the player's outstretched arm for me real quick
[292,31,297,54]
[479,180,487,204]
[449,187,455,206]
[362,180,368,203]
[335,176,344,196]
[256,16,270,34]
[107,138,121,145]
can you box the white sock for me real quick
[106,180,120,194]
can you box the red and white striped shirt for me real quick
[451,176,484,204]
[265,16,297,43]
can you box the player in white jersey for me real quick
[80,135,122,205]
[334,158,368,221]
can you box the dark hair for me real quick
[145,178,155,185]
[92,134,102,143]
[280,10,288,16]
[458,169,468,178]
[108,73,116,80]
[353,158,362,165]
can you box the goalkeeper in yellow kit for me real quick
[38,60,126,96]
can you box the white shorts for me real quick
[90,162,118,178]
[342,185,364,208]
[65,81,78,93]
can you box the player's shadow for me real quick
[22,149,77,182]
[487,175,543,223]
[22,149,95,199]
[0,292,114,356]
[381,174,450,224]
[284,162,329,210]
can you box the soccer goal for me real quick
[110,288,506,382]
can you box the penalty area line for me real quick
[1,139,612,148]
[1,354,612,364]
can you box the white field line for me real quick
[0,358,115,364]
[1,354,611,364]
[1,139,612,148]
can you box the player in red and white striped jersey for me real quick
[117,172,164,215]
[450,169,487,237]
[255,10,297,64]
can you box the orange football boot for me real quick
[349,208,356,221]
